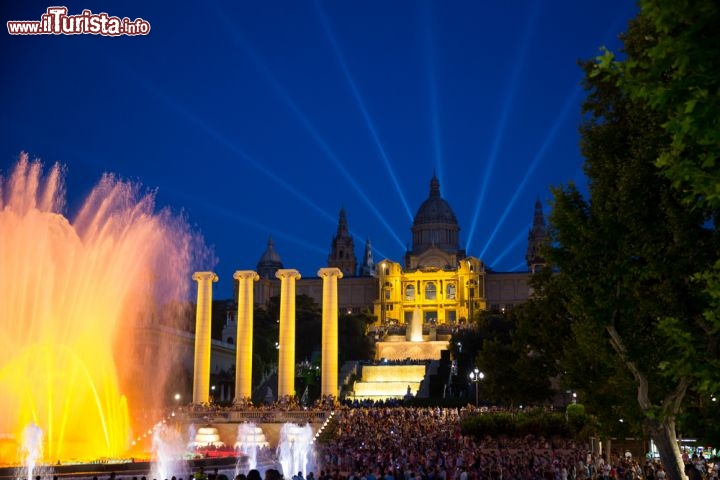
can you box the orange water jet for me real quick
[0,153,204,465]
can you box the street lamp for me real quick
[469,368,484,406]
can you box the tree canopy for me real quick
[525,3,720,479]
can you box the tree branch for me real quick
[606,323,651,410]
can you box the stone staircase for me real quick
[351,364,427,401]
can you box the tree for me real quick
[518,268,646,439]
[598,1,720,211]
[338,311,375,363]
[474,309,555,407]
[597,3,720,387]
[544,12,720,480]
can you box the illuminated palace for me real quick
[249,174,547,324]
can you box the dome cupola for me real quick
[405,174,465,269]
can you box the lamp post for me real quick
[468,368,484,406]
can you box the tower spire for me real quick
[359,238,375,276]
[526,197,547,273]
[328,208,357,276]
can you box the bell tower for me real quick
[526,198,547,273]
[328,208,357,276]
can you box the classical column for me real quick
[192,271,218,404]
[233,270,259,404]
[276,269,301,399]
[318,267,343,399]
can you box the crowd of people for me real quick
[310,406,715,480]
[55,404,715,480]
[170,401,716,480]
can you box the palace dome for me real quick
[406,175,464,268]
[413,175,458,226]
[256,237,283,278]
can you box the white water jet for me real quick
[277,423,314,479]
[187,424,197,450]
[234,423,268,473]
[409,307,423,342]
[150,424,190,480]
[17,424,44,480]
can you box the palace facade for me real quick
[247,174,546,327]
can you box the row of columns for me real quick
[191,267,343,405]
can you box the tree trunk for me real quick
[646,417,686,480]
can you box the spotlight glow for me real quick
[488,228,527,266]
[121,64,337,230]
[467,0,538,253]
[315,0,413,223]
[216,16,406,250]
[183,198,329,257]
[480,85,581,258]
[422,0,444,189]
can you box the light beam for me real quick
[213,6,406,250]
[315,0,414,223]
[487,228,527,267]
[422,0,444,189]
[117,63,338,228]
[466,0,538,253]
[480,84,582,259]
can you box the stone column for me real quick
[318,267,343,399]
[233,270,259,404]
[192,271,218,404]
[276,269,301,400]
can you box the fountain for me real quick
[277,423,313,479]
[191,427,224,449]
[234,423,269,472]
[150,424,190,480]
[409,307,423,342]
[16,424,44,480]
[0,154,207,466]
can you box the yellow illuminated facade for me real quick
[374,256,485,326]
[371,175,489,327]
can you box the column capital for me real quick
[275,269,301,280]
[192,271,218,282]
[317,267,344,279]
[233,270,259,282]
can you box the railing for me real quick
[180,409,331,424]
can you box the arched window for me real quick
[405,284,415,300]
[446,283,456,300]
[425,282,437,300]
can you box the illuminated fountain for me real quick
[192,427,224,449]
[150,424,190,480]
[0,154,205,465]
[234,423,268,472]
[16,424,45,480]
[409,307,423,342]
[277,423,313,479]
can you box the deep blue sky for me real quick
[1,1,636,298]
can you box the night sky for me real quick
[1,1,637,298]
